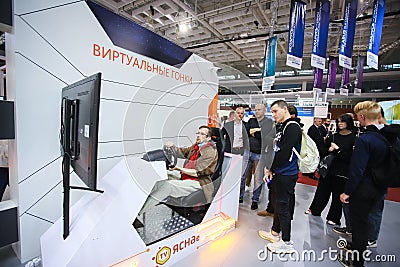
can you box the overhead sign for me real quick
[367,0,385,70]
[262,36,277,90]
[326,56,337,95]
[311,0,331,69]
[339,0,358,69]
[287,0,307,69]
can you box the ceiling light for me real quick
[259,62,264,67]
[179,23,188,33]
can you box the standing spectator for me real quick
[258,104,300,217]
[307,117,325,157]
[319,118,331,138]
[222,107,249,156]
[305,114,356,226]
[333,107,389,248]
[221,110,235,128]
[339,101,397,267]
[239,104,275,210]
[258,100,302,254]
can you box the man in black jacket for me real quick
[239,104,275,210]
[339,101,397,267]
[307,117,325,158]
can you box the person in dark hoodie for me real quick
[258,105,301,217]
[258,100,302,254]
[339,101,400,267]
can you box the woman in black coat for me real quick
[305,114,356,225]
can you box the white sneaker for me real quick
[327,220,338,226]
[367,240,377,248]
[267,240,295,254]
[258,230,280,242]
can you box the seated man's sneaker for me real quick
[257,210,274,217]
[367,240,377,248]
[258,230,280,242]
[266,240,294,254]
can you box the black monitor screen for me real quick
[0,100,15,140]
[61,73,101,190]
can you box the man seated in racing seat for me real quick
[139,125,218,216]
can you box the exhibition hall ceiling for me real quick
[93,0,400,76]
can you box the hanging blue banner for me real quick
[286,0,307,69]
[311,0,331,69]
[339,0,358,69]
[262,36,277,91]
[367,0,385,70]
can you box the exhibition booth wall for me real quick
[6,0,229,263]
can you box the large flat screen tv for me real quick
[0,100,15,140]
[61,73,101,190]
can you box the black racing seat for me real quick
[159,127,226,224]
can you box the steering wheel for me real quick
[162,145,177,168]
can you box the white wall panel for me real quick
[9,0,218,263]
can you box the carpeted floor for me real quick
[297,173,400,203]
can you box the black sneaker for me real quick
[337,254,354,267]
[132,218,144,228]
[333,227,352,236]
[251,202,258,210]
[239,198,244,203]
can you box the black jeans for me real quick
[350,182,386,267]
[309,173,347,224]
[266,179,295,219]
[266,180,275,213]
[271,174,298,241]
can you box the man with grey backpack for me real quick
[257,100,302,254]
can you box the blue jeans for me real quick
[343,191,387,241]
[368,191,387,241]
[239,150,261,202]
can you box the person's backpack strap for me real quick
[283,121,302,158]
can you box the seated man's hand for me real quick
[169,165,180,171]
[165,141,175,148]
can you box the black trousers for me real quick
[271,174,298,241]
[350,182,386,267]
[309,173,347,224]
[266,180,275,213]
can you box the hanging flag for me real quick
[339,0,358,69]
[262,36,277,91]
[326,56,337,95]
[367,0,385,70]
[311,0,331,69]
[313,67,323,90]
[340,68,350,96]
[286,0,307,69]
[354,56,365,95]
